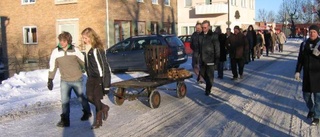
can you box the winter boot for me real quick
[102,104,110,121]
[307,112,315,119]
[91,111,102,129]
[81,110,92,121]
[57,114,70,127]
[311,118,319,126]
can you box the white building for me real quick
[177,0,256,35]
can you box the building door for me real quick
[56,19,79,46]
[151,22,159,34]
[0,16,9,80]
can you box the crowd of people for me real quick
[191,21,320,126]
[45,21,320,129]
[190,20,287,96]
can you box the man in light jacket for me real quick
[48,31,91,127]
[277,30,286,52]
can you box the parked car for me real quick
[178,35,192,55]
[106,34,188,73]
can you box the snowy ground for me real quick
[1,39,320,137]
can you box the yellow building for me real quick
[0,0,177,77]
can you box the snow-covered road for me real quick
[1,39,319,137]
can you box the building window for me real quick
[151,22,159,34]
[137,0,144,2]
[189,26,195,34]
[114,20,132,44]
[56,19,79,46]
[23,26,38,44]
[21,0,36,4]
[241,0,246,8]
[230,0,236,6]
[181,26,188,35]
[205,0,212,5]
[249,0,254,9]
[152,0,158,4]
[164,0,170,6]
[185,0,192,7]
[55,0,77,4]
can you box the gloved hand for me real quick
[47,79,53,90]
[295,72,300,81]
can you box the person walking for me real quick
[270,29,277,54]
[81,27,111,129]
[295,24,320,126]
[215,26,227,79]
[277,30,287,52]
[224,28,233,70]
[264,30,272,56]
[225,26,249,80]
[190,22,204,83]
[246,25,257,62]
[255,30,265,59]
[47,31,91,127]
[198,20,220,96]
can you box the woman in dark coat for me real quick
[295,24,320,126]
[81,27,111,129]
[246,25,257,61]
[215,26,227,79]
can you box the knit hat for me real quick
[309,25,319,34]
[234,25,240,30]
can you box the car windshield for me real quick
[165,36,183,47]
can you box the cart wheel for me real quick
[149,90,161,109]
[177,82,187,99]
[114,88,125,106]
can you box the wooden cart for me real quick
[111,74,191,109]
[111,45,191,108]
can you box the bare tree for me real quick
[295,0,314,23]
[315,0,320,21]
[266,11,276,23]
[277,0,304,37]
[257,9,276,23]
[257,9,267,22]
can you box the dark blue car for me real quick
[106,35,188,73]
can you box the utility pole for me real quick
[228,0,230,29]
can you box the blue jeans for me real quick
[60,78,91,117]
[303,92,320,119]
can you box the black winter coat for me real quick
[246,30,257,49]
[85,48,111,90]
[198,30,220,64]
[296,37,320,92]
[218,33,227,61]
[190,31,201,54]
[264,32,271,47]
